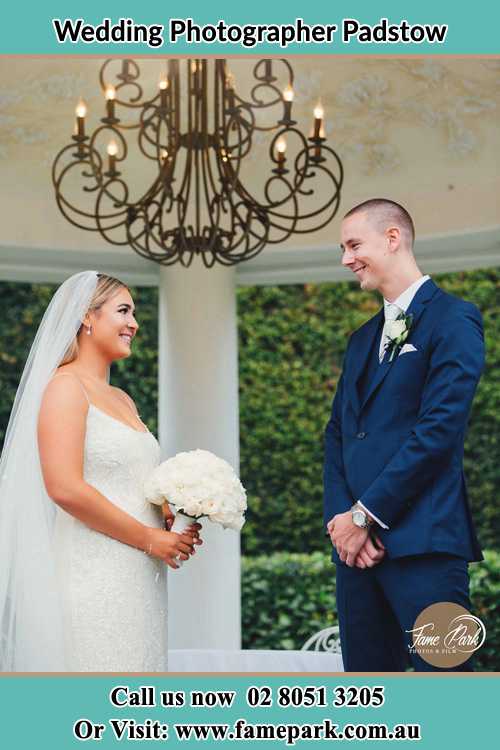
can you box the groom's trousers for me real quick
[335,552,475,672]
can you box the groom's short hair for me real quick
[344,199,415,250]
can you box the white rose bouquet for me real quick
[144,449,247,540]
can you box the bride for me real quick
[0,270,201,671]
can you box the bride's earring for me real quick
[87,326,92,336]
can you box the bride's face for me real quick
[87,287,139,361]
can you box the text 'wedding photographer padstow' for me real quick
[51,17,449,50]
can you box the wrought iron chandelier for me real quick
[52,58,344,267]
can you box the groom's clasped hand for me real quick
[327,512,385,569]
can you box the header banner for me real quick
[1,1,499,55]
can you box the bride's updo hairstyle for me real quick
[60,273,129,366]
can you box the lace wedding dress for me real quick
[51,373,168,671]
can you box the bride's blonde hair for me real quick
[60,273,129,366]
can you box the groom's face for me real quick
[340,212,390,292]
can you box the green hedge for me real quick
[0,268,498,557]
[241,550,500,672]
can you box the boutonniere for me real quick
[384,312,414,362]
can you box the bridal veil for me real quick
[0,270,99,670]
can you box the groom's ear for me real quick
[385,225,402,253]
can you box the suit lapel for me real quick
[403,277,439,332]
[346,309,384,416]
[360,278,440,410]
[360,346,394,410]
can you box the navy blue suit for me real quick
[323,279,485,671]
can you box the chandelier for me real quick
[52,58,344,268]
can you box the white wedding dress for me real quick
[51,374,168,672]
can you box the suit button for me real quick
[356,431,366,439]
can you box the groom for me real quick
[324,198,485,671]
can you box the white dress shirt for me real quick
[359,275,431,530]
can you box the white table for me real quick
[168,649,344,672]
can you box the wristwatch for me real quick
[351,502,374,529]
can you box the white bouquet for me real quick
[144,449,247,536]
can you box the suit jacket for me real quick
[323,278,485,564]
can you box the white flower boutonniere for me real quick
[384,312,414,362]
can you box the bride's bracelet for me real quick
[143,527,153,556]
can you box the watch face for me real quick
[352,510,366,527]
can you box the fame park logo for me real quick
[406,602,486,668]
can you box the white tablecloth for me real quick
[168,649,344,672]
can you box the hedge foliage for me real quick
[0,268,498,558]
[241,551,338,652]
[241,550,500,672]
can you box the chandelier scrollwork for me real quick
[52,58,344,267]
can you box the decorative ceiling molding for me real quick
[1,60,499,174]
[330,60,500,172]
[1,227,498,287]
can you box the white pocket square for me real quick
[399,343,418,356]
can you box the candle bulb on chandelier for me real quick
[73,121,84,157]
[160,148,169,168]
[315,124,325,160]
[121,59,130,80]
[282,84,294,124]
[105,85,116,120]
[75,99,87,138]
[313,101,324,139]
[225,70,236,109]
[159,75,168,108]
[107,139,118,174]
[276,136,287,167]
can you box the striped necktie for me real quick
[379,303,401,363]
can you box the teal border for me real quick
[1,1,499,55]
[0,675,497,748]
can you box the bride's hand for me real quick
[145,527,197,569]
[161,503,203,548]
[184,521,203,548]
[161,500,175,530]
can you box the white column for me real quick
[158,261,241,650]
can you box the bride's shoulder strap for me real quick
[50,371,90,405]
